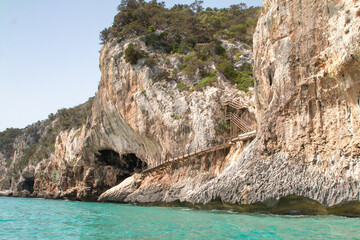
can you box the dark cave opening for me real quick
[268,69,273,86]
[96,150,121,166]
[95,149,148,174]
[19,178,34,194]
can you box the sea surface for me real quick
[0,197,359,239]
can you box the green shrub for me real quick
[171,114,180,120]
[73,130,81,139]
[181,52,207,77]
[154,69,170,82]
[121,21,147,37]
[193,70,218,90]
[217,120,230,130]
[144,32,174,53]
[239,62,253,72]
[215,57,254,92]
[144,32,160,46]
[144,55,157,67]
[148,25,155,32]
[214,44,226,56]
[234,50,243,61]
[124,43,146,65]
[177,82,189,91]
[193,43,216,61]
[216,59,238,80]
[236,72,254,92]
[227,24,248,39]
[99,28,111,44]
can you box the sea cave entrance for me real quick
[95,149,147,175]
[18,178,34,194]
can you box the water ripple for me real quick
[0,197,359,239]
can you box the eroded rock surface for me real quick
[0,36,254,201]
[182,0,360,210]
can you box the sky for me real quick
[0,0,262,132]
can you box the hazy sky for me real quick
[0,0,262,132]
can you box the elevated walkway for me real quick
[142,131,256,174]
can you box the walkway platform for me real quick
[142,131,257,174]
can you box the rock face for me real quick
[100,0,360,214]
[0,37,255,201]
[180,0,360,210]
[53,38,253,201]
[254,0,360,159]
[98,173,143,202]
[99,144,248,203]
[87,39,236,166]
[252,0,360,204]
[0,122,44,192]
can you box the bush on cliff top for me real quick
[100,0,260,47]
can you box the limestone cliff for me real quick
[180,0,360,215]
[52,38,253,201]
[100,0,360,216]
[0,34,255,201]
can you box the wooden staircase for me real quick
[223,98,255,136]
[229,113,253,133]
[222,99,249,110]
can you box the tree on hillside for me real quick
[190,0,204,13]
[99,28,110,44]
[117,0,145,11]
[100,0,260,47]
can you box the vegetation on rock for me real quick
[100,0,260,92]
[1,97,94,176]
[0,128,23,160]
[176,82,190,91]
[100,0,260,47]
[124,43,147,64]
[193,70,218,90]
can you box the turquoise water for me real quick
[0,197,359,239]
